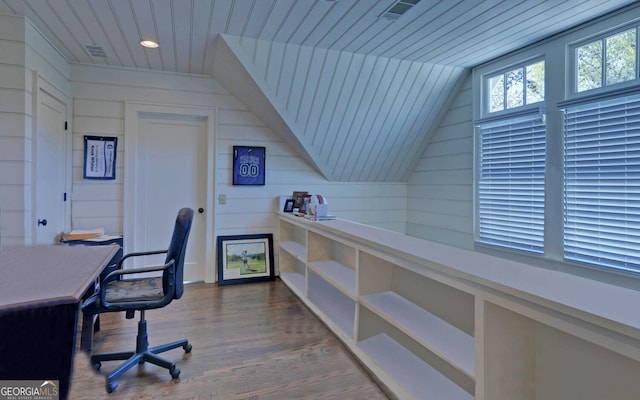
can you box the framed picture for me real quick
[233,146,265,185]
[283,199,295,213]
[217,234,275,285]
[83,135,117,180]
[291,191,309,210]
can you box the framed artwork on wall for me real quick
[217,234,275,285]
[83,135,117,180]
[233,146,265,185]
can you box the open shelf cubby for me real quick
[279,219,306,261]
[307,269,356,339]
[358,251,475,379]
[278,248,306,296]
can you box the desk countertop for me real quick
[0,244,119,310]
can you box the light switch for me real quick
[218,194,227,204]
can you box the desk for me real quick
[0,244,118,400]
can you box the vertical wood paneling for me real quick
[65,0,115,67]
[225,34,467,181]
[9,0,633,74]
[311,50,351,149]
[129,0,162,70]
[85,0,137,68]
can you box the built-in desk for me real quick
[0,244,118,400]
[277,213,640,400]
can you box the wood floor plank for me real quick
[69,279,390,399]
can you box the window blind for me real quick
[563,92,640,273]
[477,114,546,253]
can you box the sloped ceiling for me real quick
[214,34,465,181]
[1,0,636,181]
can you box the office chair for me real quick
[81,207,194,393]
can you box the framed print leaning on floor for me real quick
[217,234,275,285]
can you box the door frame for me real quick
[124,101,216,282]
[32,73,72,243]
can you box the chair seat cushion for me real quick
[105,277,164,303]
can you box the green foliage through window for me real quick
[488,61,545,113]
[577,28,637,92]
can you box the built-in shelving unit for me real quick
[276,213,640,400]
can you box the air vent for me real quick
[380,0,421,21]
[85,44,108,58]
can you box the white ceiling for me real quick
[1,0,636,181]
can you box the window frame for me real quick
[568,23,640,98]
[482,57,546,119]
[472,4,640,283]
[474,56,548,256]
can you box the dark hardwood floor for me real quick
[69,279,390,399]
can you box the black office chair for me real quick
[82,207,194,393]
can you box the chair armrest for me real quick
[103,259,174,284]
[115,249,168,270]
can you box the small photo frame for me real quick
[217,234,275,285]
[233,146,265,185]
[291,191,309,210]
[84,135,117,180]
[283,199,295,213]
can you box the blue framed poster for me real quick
[83,135,117,180]
[233,146,265,185]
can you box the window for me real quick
[488,60,545,113]
[477,114,546,253]
[478,59,546,254]
[563,93,640,272]
[474,8,640,276]
[576,28,637,92]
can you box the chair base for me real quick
[90,314,192,393]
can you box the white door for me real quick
[133,114,207,281]
[35,89,69,244]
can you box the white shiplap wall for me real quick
[407,73,474,249]
[0,14,70,245]
[69,64,407,257]
[0,15,29,245]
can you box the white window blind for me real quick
[563,92,640,273]
[477,114,546,253]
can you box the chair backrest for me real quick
[164,207,193,299]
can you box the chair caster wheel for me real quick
[106,381,118,393]
[170,366,181,379]
[93,361,102,370]
[183,343,192,353]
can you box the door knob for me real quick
[38,218,48,226]
[198,208,204,214]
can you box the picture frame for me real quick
[217,234,275,285]
[283,199,295,213]
[83,135,117,180]
[291,191,309,210]
[233,146,265,185]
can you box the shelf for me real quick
[358,333,473,400]
[308,270,355,338]
[280,241,306,261]
[308,260,356,299]
[280,272,305,295]
[361,291,474,378]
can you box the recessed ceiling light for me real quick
[140,40,159,49]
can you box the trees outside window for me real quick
[488,61,545,113]
[577,28,637,92]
